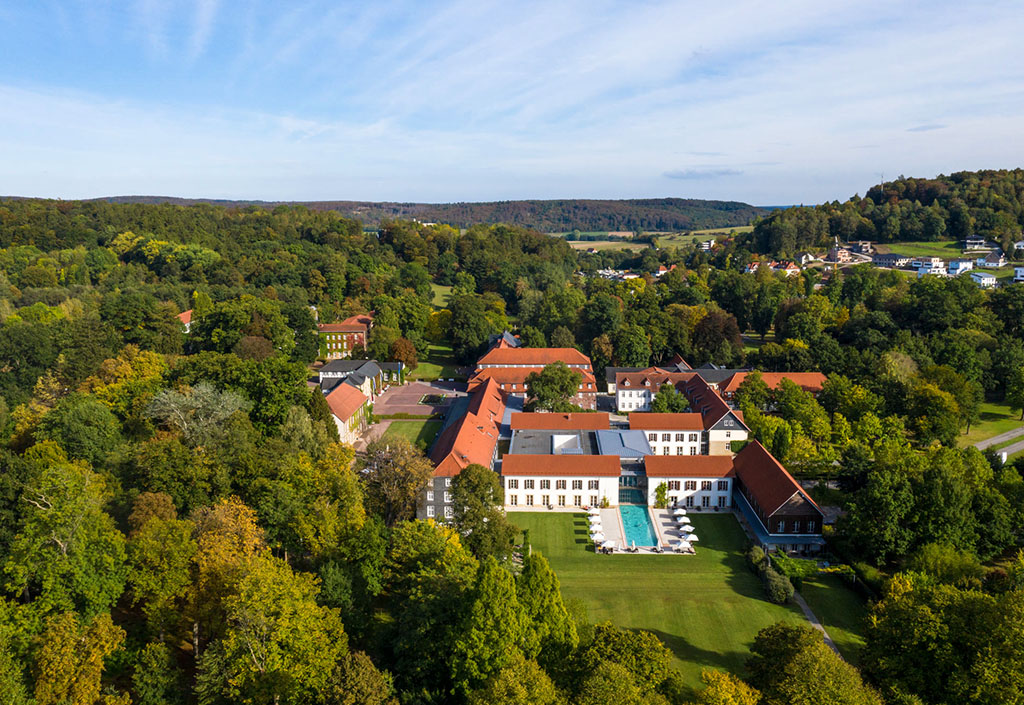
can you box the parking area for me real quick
[373,381,467,416]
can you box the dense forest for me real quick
[82,195,770,232]
[746,168,1024,256]
[2,177,1024,704]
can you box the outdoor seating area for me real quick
[587,505,699,555]
[650,505,701,554]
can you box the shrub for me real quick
[746,545,766,572]
[763,567,795,604]
[654,482,668,509]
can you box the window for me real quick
[685,480,696,490]
[701,481,712,491]
[701,496,710,507]
[526,495,534,506]
[690,447,698,455]
[524,479,535,489]
[427,505,435,518]
[662,433,671,442]
[572,480,583,490]
[673,446,681,455]
[725,431,731,438]
[668,481,680,491]
[541,494,550,506]
[776,520,786,532]
[648,433,657,442]
[509,495,518,506]
[675,433,685,441]
[558,495,566,506]
[717,480,729,491]
[590,495,599,506]
[588,480,599,490]
[793,520,802,533]
[445,478,452,487]
[669,495,677,505]
[444,492,451,503]
[540,479,551,489]
[689,433,699,442]
[574,495,582,506]
[662,446,670,455]
[507,479,518,489]
[718,495,727,508]
[426,490,434,502]
[686,496,694,507]
[444,506,453,518]
[555,480,566,490]
[808,521,816,532]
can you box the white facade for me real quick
[1015,267,1024,283]
[948,260,974,276]
[503,475,619,510]
[618,387,653,411]
[641,429,704,456]
[971,271,998,288]
[707,427,747,455]
[647,477,733,509]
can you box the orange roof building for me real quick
[428,378,506,478]
[718,372,827,400]
[476,347,592,368]
[511,413,610,431]
[643,455,735,477]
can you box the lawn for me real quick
[510,512,804,690]
[408,343,463,381]
[957,400,1021,448]
[567,240,648,252]
[878,241,962,259]
[382,419,442,449]
[800,574,869,665]
[429,283,452,308]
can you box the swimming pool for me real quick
[619,504,658,547]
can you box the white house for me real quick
[644,455,735,509]
[911,256,943,270]
[978,251,1007,268]
[1015,267,1024,284]
[502,455,621,510]
[971,271,998,289]
[628,413,707,456]
[324,383,369,445]
[948,259,974,276]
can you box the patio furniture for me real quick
[687,534,699,542]
[673,508,687,516]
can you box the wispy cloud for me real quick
[664,168,743,180]
[188,0,221,61]
[906,124,947,132]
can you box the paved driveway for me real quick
[374,381,466,416]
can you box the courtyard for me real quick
[509,511,866,689]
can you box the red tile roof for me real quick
[615,370,695,389]
[719,372,827,396]
[177,309,193,325]
[732,441,821,517]
[511,413,610,430]
[468,367,598,392]
[429,378,506,478]
[501,454,621,476]
[476,347,592,367]
[643,455,736,478]
[628,413,705,431]
[324,383,367,423]
[682,375,736,429]
[318,312,374,333]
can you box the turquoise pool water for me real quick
[618,487,645,504]
[619,504,658,547]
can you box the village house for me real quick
[978,251,1007,268]
[828,247,852,263]
[318,313,374,359]
[872,252,911,268]
[319,359,384,399]
[971,271,998,288]
[964,236,989,250]
[947,259,974,276]
[177,309,193,333]
[323,383,369,445]
[850,241,873,254]
[1015,267,1024,284]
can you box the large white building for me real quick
[502,455,621,509]
[644,455,735,509]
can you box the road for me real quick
[974,424,1024,450]
[997,437,1024,459]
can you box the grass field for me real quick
[430,283,452,308]
[510,512,805,690]
[409,343,462,381]
[567,240,648,252]
[800,574,869,665]
[382,419,442,449]
[878,241,963,259]
[958,400,1021,448]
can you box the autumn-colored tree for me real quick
[388,337,419,371]
[688,670,760,705]
[358,437,433,527]
[33,612,129,705]
[467,652,564,705]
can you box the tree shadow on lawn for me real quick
[643,629,752,699]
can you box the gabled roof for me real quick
[324,383,367,423]
[682,375,743,430]
[177,309,193,325]
[488,330,522,349]
[719,372,827,396]
[476,347,592,367]
[319,312,374,333]
[628,413,705,431]
[429,378,506,478]
[644,455,735,478]
[732,441,822,518]
[615,370,694,389]
[468,367,597,390]
[502,454,621,477]
[511,413,610,430]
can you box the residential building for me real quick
[917,262,948,278]
[796,252,818,266]
[177,309,193,333]
[420,378,507,520]
[1013,240,1024,251]
[964,236,989,250]
[628,413,708,456]
[978,251,1007,268]
[319,359,384,399]
[615,370,695,412]
[872,252,911,268]
[699,239,715,251]
[828,247,852,263]
[911,256,943,269]
[717,371,827,403]
[644,455,735,508]
[469,347,599,409]
[971,271,998,288]
[773,261,801,277]
[318,313,374,359]
[851,241,873,254]
[1015,267,1024,284]
[324,383,369,445]
[732,441,825,553]
[947,259,974,276]
[502,455,621,510]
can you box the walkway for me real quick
[974,424,1024,450]
[792,591,841,657]
[999,437,1024,458]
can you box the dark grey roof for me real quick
[695,367,751,385]
[488,330,521,349]
[509,429,600,456]
[379,361,404,372]
[606,366,646,385]
[711,411,747,431]
[320,359,369,374]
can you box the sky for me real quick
[0,1,1022,205]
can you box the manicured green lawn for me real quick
[429,283,452,308]
[510,512,804,690]
[800,574,869,665]
[880,241,963,259]
[409,343,463,381]
[958,400,1021,448]
[382,419,442,449]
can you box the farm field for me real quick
[510,512,805,690]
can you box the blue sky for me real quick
[0,1,1022,204]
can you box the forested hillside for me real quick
[86,195,769,232]
[746,168,1024,256]
[2,194,1024,704]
